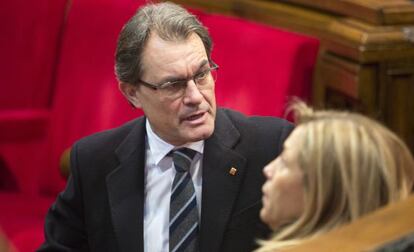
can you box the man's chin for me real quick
[184,126,214,142]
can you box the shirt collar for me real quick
[146,120,204,165]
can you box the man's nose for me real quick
[182,80,203,105]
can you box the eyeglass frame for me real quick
[137,61,219,92]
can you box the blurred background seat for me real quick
[0,0,68,196]
[0,0,69,250]
[200,13,318,116]
[0,0,145,250]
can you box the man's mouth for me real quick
[185,112,205,121]
[181,111,208,125]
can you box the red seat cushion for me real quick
[11,227,45,252]
[0,0,68,109]
[0,0,68,195]
[0,110,50,142]
[0,192,54,237]
[199,14,319,117]
[40,0,147,196]
[0,109,50,195]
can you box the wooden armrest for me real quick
[285,195,414,251]
[0,229,15,252]
[59,148,71,179]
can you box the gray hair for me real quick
[115,2,213,85]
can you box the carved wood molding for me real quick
[280,0,414,25]
[170,0,414,62]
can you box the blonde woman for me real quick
[258,101,414,251]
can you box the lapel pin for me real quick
[229,167,237,176]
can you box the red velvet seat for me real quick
[0,0,68,195]
[0,193,53,237]
[41,0,146,197]
[0,1,68,250]
[199,14,319,117]
[0,0,143,251]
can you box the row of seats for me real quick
[0,0,319,251]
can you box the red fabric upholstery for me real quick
[199,14,319,117]
[11,227,44,252]
[0,110,49,142]
[4,1,146,248]
[0,1,68,251]
[0,109,51,194]
[40,0,146,196]
[0,0,67,109]
[0,0,68,194]
[0,193,53,237]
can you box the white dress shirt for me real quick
[143,121,204,252]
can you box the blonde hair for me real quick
[257,101,414,251]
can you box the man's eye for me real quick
[166,81,186,91]
[195,70,208,80]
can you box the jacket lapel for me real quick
[105,111,247,252]
[106,118,146,252]
[200,110,247,252]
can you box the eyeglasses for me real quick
[138,61,218,99]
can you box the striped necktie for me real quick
[169,148,199,252]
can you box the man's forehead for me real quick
[144,31,204,53]
[141,32,208,77]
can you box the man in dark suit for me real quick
[39,2,292,252]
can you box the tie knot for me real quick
[171,148,197,172]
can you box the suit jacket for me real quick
[39,108,293,252]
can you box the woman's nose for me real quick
[263,164,273,179]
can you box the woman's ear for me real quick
[118,82,142,109]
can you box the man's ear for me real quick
[118,82,142,109]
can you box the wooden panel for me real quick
[313,51,377,114]
[314,54,414,151]
[235,0,334,42]
[171,0,414,62]
[168,0,234,15]
[284,195,414,252]
[379,61,414,151]
[325,19,414,62]
[318,54,360,99]
[0,231,11,252]
[281,0,414,25]
[170,0,337,41]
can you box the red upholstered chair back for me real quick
[0,0,67,109]
[40,0,146,195]
[199,14,319,117]
[0,0,68,195]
